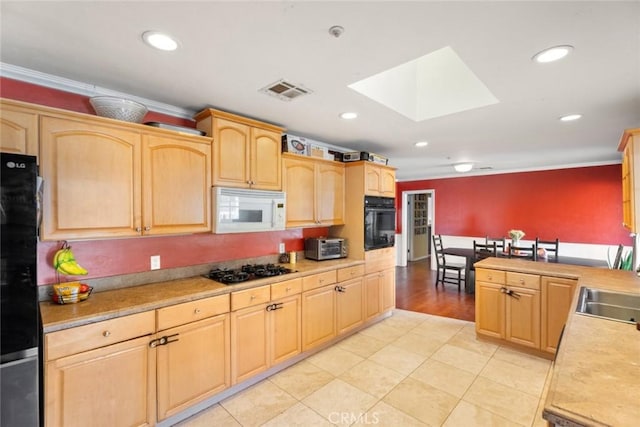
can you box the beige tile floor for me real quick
[177,310,551,427]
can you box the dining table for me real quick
[442,247,609,294]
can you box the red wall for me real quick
[1,78,328,285]
[37,228,327,286]
[396,165,628,245]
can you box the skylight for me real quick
[348,46,499,122]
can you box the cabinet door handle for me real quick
[135,227,142,232]
[335,285,346,293]
[194,308,201,315]
[508,290,521,299]
[149,333,180,348]
[144,226,151,231]
[250,295,256,300]
[102,330,111,337]
[286,287,292,292]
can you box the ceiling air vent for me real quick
[260,79,312,101]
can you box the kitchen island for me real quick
[475,258,640,427]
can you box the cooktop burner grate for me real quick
[206,264,294,284]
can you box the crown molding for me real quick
[395,160,622,182]
[0,62,196,120]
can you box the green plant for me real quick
[620,249,633,270]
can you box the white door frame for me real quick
[399,189,435,269]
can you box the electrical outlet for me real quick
[279,243,285,254]
[150,255,161,270]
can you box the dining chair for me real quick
[485,236,506,252]
[474,241,498,264]
[507,243,537,261]
[535,238,559,262]
[432,235,465,291]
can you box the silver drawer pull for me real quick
[102,331,111,337]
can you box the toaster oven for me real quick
[304,238,347,260]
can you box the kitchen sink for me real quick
[576,287,640,324]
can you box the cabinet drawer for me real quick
[271,278,302,300]
[506,272,540,290]
[302,270,338,292]
[45,311,155,361]
[476,268,506,285]
[157,294,230,331]
[337,264,365,282]
[365,248,395,274]
[231,285,271,311]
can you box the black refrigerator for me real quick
[0,153,40,426]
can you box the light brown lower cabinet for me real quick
[302,267,368,351]
[541,276,577,353]
[230,280,302,385]
[381,268,396,312]
[155,294,231,421]
[336,277,365,335]
[476,268,577,354]
[45,263,392,425]
[475,269,541,349]
[44,312,156,427]
[301,283,337,351]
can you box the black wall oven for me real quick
[364,196,396,250]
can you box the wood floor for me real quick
[395,260,476,322]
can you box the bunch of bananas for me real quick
[53,242,88,276]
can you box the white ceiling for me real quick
[1,1,639,180]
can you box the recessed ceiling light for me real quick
[339,112,358,120]
[532,45,573,63]
[453,163,473,173]
[142,31,179,51]
[559,114,582,122]
[415,141,429,147]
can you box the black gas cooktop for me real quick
[206,264,295,284]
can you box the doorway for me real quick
[400,190,435,268]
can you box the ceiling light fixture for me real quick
[142,31,179,51]
[532,45,573,63]
[339,112,358,120]
[559,114,582,122]
[415,141,428,147]
[453,163,473,173]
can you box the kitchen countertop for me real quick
[476,258,640,427]
[40,258,364,333]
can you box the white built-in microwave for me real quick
[213,186,286,233]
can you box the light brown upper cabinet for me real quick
[364,162,396,197]
[195,109,284,190]
[40,114,211,240]
[0,99,39,157]
[282,154,345,228]
[619,128,640,231]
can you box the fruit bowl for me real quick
[89,96,148,123]
[51,282,93,304]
